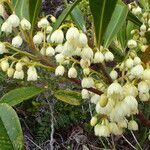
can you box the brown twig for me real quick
[137,112,150,127]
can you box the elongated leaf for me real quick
[117,23,127,50]
[0,86,45,106]
[0,103,24,149]
[11,0,29,20]
[89,0,118,48]
[29,0,42,34]
[70,6,86,32]
[127,11,142,27]
[53,0,81,31]
[104,4,128,48]
[54,90,82,105]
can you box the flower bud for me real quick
[51,16,56,23]
[109,122,123,135]
[38,18,49,28]
[46,46,55,56]
[99,94,108,107]
[51,29,64,44]
[140,45,148,52]
[1,60,9,72]
[90,117,98,126]
[13,70,24,79]
[0,42,7,54]
[12,35,23,48]
[132,6,142,15]
[55,65,65,76]
[81,89,90,99]
[1,21,12,34]
[94,51,104,63]
[127,39,137,49]
[7,68,15,77]
[110,70,118,80]
[104,51,114,62]
[27,66,38,81]
[128,120,138,131]
[68,67,77,78]
[8,13,20,27]
[40,47,46,55]
[46,26,53,34]
[83,68,90,76]
[81,77,94,88]
[20,18,31,30]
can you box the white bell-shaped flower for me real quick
[139,92,150,102]
[15,62,23,71]
[68,67,77,78]
[20,18,31,30]
[0,42,7,54]
[12,35,23,48]
[46,46,55,56]
[78,32,88,47]
[142,69,150,80]
[55,45,63,53]
[81,77,94,88]
[66,27,80,43]
[1,21,12,34]
[90,116,97,126]
[1,60,9,72]
[81,46,93,61]
[51,29,64,44]
[81,89,90,99]
[125,58,134,69]
[27,66,38,81]
[110,70,118,80]
[94,51,104,63]
[104,51,114,62]
[138,81,149,93]
[8,13,20,28]
[127,39,137,49]
[128,120,138,131]
[46,26,53,34]
[33,34,43,45]
[13,70,24,79]
[131,64,144,77]
[38,18,49,28]
[55,54,65,63]
[55,65,65,76]
[7,67,15,77]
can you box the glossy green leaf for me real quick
[0,103,24,149]
[103,4,128,48]
[0,86,45,106]
[89,0,118,48]
[11,0,29,20]
[29,0,42,34]
[127,11,142,27]
[53,0,81,31]
[70,6,86,32]
[54,90,82,105]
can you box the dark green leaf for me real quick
[127,11,142,27]
[54,90,82,105]
[29,0,42,34]
[89,0,118,48]
[0,103,24,150]
[71,6,86,32]
[104,4,128,48]
[0,86,45,106]
[11,0,29,20]
[53,0,81,31]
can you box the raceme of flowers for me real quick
[0,3,150,138]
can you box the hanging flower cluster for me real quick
[0,2,149,138]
